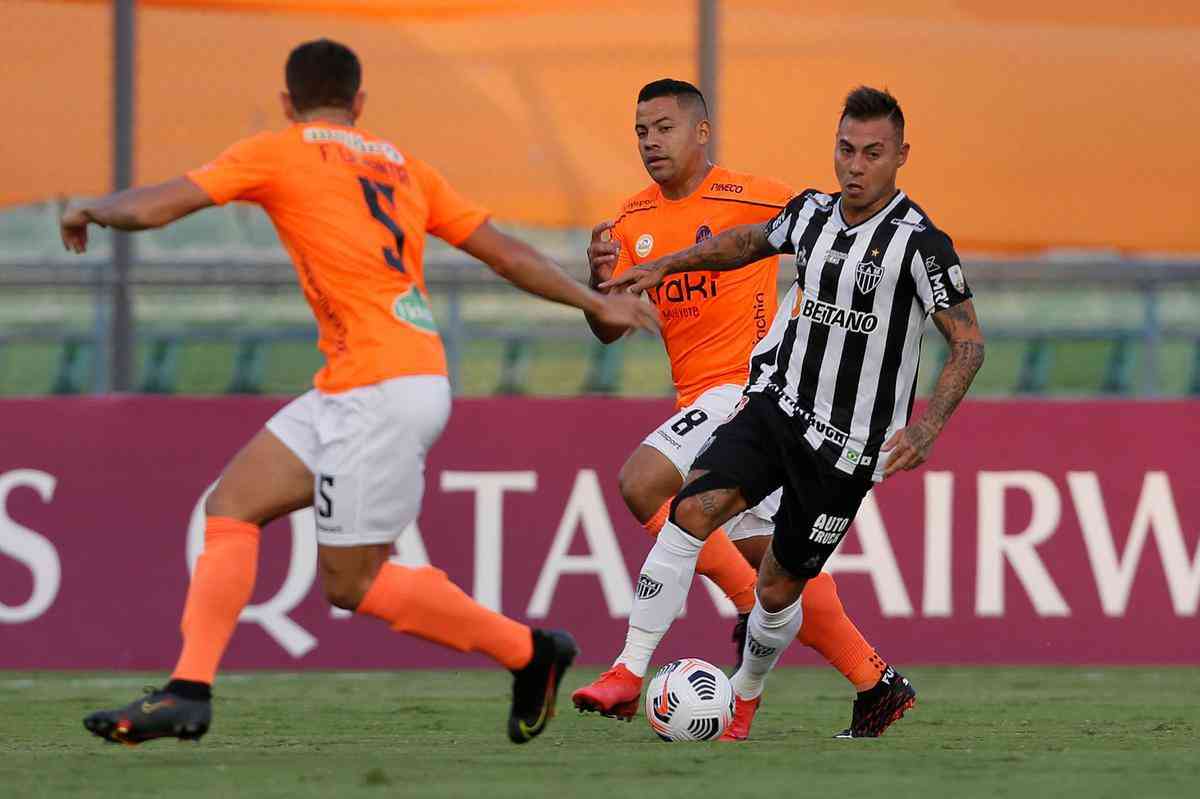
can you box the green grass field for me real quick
[2,668,1197,798]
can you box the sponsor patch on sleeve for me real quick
[947,264,967,293]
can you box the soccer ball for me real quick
[644,658,734,741]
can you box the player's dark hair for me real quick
[637,78,708,119]
[285,39,362,113]
[840,86,905,140]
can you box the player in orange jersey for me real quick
[570,80,913,738]
[60,39,656,747]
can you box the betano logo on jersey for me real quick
[392,287,438,334]
[791,295,879,333]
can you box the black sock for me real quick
[164,679,212,701]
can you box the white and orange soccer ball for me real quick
[644,658,734,742]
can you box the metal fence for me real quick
[3,202,1198,398]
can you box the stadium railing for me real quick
[2,205,1198,397]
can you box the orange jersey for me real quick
[611,166,794,407]
[187,123,489,393]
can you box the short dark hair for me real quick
[637,78,708,118]
[840,86,904,139]
[285,39,362,113]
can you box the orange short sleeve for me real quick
[185,132,281,206]
[409,159,490,246]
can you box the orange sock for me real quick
[171,516,260,685]
[357,563,534,671]
[797,573,887,691]
[643,500,757,614]
[641,501,671,538]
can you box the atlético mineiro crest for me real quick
[747,633,777,658]
[636,573,664,600]
[855,260,885,294]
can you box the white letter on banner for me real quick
[697,576,739,618]
[527,469,633,618]
[1069,471,1200,616]
[188,484,317,657]
[0,470,62,624]
[976,471,1069,617]
[922,472,954,617]
[824,491,913,616]
[441,471,537,613]
[392,521,432,568]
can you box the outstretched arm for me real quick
[882,300,986,477]
[60,177,214,253]
[456,221,659,333]
[599,222,775,294]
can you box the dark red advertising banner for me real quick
[1,397,1197,671]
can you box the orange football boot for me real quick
[571,664,642,721]
[719,694,761,741]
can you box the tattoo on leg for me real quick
[698,490,722,517]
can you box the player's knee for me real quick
[617,457,667,524]
[616,462,643,516]
[670,495,718,537]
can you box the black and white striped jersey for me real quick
[748,188,972,482]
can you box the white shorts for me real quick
[642,384,781,541]
[266,375,451,547]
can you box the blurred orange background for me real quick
[9,0,1199,251]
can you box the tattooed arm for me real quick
[882,300,986,477]
[598,222,774,293]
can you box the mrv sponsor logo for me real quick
[929,271,950,309]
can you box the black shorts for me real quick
[692,392,874,578]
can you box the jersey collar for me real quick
[833,189,906,236]
[657,164,720,205]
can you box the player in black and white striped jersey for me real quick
[601,86,985,739]
[753,180,970,482]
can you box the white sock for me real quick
[615,520,703,678]
[614,627,659,678]
[731,595,804,700]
